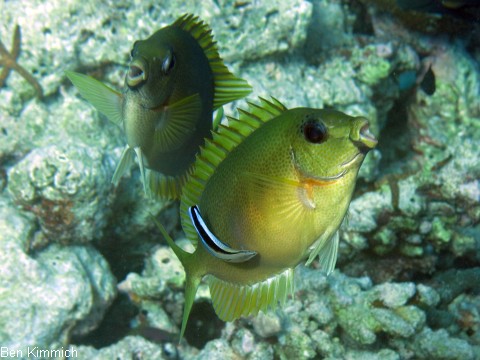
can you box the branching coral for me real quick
[0,25,43,99]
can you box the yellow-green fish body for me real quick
[157,98,377,338]
[66,14,251,199]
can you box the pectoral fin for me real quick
[305,231,339,274]
[189,205,257,263]
[243,171,315,224]
[154,93,202,151]
[65,71,123,125]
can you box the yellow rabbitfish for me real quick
[156,98,377,338]
[65,14,251,199]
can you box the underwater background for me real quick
[0,0,479,359]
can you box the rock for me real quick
[8,144,115,245]
[0,197,116,351]
[74,335,164,359]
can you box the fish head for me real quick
[124,36,178,109]
[288,109,378,181]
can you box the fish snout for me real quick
[126,58,147,88]
[350,118,378,153]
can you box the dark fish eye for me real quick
[303,121,327,144]
[162,51,175,75]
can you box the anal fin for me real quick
[207,268,294,322]
[147,165,193,200]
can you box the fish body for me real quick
[122,20,212,175]
[157,98,377,338]
[66,14,251,199]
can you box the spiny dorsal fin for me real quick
[180,97,287,247]
[207,268,294,321]
[173,14,252,109]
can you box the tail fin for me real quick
[151,216,203,341]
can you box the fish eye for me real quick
[303,120,327,144]
[162,51,176,75]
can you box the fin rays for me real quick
[306,231,339,273]
[65,70,123,125]
[207,268,294,322]
[242,171,313,225]
[173,14,252,109]
[147,167,192,201]
[154,93,202,151]
[112,145,135,186]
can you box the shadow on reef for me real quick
[97,178,181,280]
[377,96,415,175]
[423,267,480,334]
[184,300,224,349]
[71,293,138,348]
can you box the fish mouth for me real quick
[342,122,377,168]
[126,58,147,88]
[351,120,378,154]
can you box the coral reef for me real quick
[0,0,478,359]
[0,197,116,352]
[74,336,165,359]
[7,145,115,246]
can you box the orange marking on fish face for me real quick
[302,176,340,204]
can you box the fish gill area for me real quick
[0,0,479,359]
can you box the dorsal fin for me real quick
[173,14,252,109]
[180,97,287,247]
